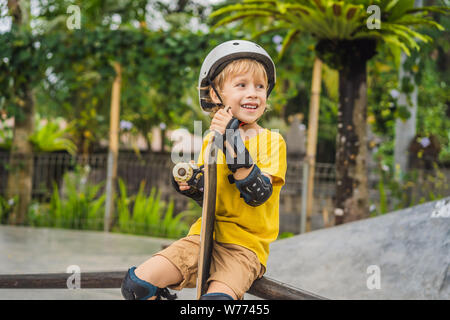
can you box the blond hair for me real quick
[200,59,271,117]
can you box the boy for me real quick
[121,40,287,300]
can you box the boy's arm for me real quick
[211,111,274,206]
[223,129,273,207]
[170,131,213,207]
[233,166,273,184]
[231,164,273,207]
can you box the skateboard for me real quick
[196,113,240,299]
[196,130,218,299]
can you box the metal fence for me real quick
[1,152,449,234]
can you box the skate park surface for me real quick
[0,197,449,300]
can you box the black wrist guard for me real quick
[221,118,253,173]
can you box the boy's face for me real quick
[211,72,267,125]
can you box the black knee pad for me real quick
[121,267,177,300]
[200,292,234,300]
[121,267,158,300]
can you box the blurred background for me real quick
[0,0,449,240]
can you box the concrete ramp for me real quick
[266,197,450,299]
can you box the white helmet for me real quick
[198,40,276,112]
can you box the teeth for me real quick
[242,105,257,109]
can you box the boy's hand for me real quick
[177,180,190,192]
[210,107,233,135]
[175,160,203,191]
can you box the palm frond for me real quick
[382,35,412,56]
[280,4,313,16]
[251,25,289,40]
[385,0,402,12]
[405,6,450,15]
[395,16,445,31]
[212,11,274,31]
[384,0,415,21]
[353,30,412,56]
[278,28,300,60]
[210,0,447,58]
[210,3,279,19]
[243,0,278,4]
[383,23,433,44]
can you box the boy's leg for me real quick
[121,235,200,300]
[206,281,237,300]
[203,241,263,300]
[133,255,183,300]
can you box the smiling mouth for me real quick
[241,104,258,110]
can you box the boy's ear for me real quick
[209,87,221,104]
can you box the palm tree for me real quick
[210,0,447,224]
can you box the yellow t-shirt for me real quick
[187,128,287,268]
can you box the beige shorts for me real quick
[153,235,265,300]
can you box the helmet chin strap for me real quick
[209,80,225,108]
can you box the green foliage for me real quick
[27,165,106,229]
[209,0,447,166]
[115,178,193,239]
[36,28,211,152]
[35,0,149,31]
[439,131,450,164]
[29,115,77,155]
[371,160,449,215]
[0,0,232,153]
[0,195,18,224]
[277,231,294,240]
[377,176,388,214]
[0,121,13,150]
[25,166,196,238]
[211,0,447,67]
[0,114,77,153]
[367,12,450,166]
[0,30,49,122]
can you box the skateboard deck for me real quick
[196,131,219,299]
[196,114,241,299]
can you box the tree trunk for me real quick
[6,0,35,225]
[6,89,35,225]
[104,62,122,232]
[315,38,376,225]
[334,59,369,224]
[304,58,322,232]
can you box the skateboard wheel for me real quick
[173,162,196,182]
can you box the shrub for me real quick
[115,178,194,239]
